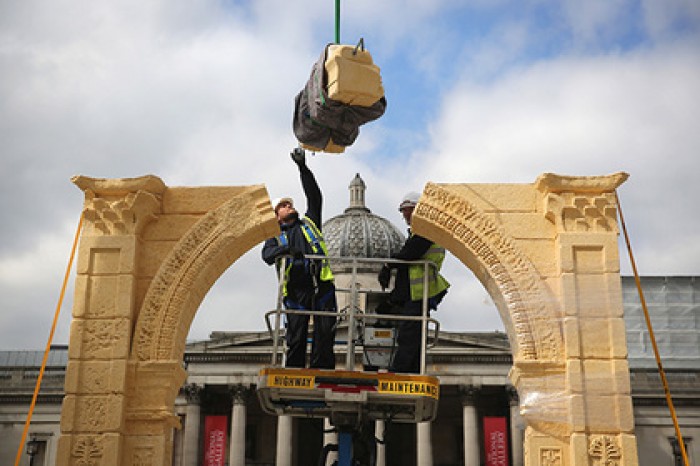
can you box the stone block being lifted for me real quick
[324,44,384,107]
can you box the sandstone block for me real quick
[64,359,128,395]
[68,318,131,360]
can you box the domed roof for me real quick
[323,174,405,265]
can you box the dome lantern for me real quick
[323,174,405,272]
[347,173,370,213]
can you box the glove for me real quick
[378,264,391,290]
[288,246,305,260]
[290,147,306,166]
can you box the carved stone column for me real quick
[183,384,203,466]
[57,175,166,466]
[229,384,252,466]
[276,415,293,466]
[507,386,524,466]
[461,386,480,466]
[417,422,433,466]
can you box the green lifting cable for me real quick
[335,0,340,44]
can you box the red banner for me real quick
[483,416,509,466]
[204,415,228,466]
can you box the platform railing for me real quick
[264,255,441,374]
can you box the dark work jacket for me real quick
[388,232,434,304]
[262,164,333,308]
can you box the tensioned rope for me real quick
[13,214,83,466]
[615,192,689,466]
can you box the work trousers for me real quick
[389,300,426,374]
[284,288,337,369]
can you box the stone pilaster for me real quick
[535,172,638,466]
[58,175,166,466]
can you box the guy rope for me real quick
[616,191,689,466]
[13,215,83,466]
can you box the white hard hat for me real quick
[272,197,294,213]
[398,192,421,211]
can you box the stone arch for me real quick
[58,172,639,466]
[415,182,562,363]
[131,188,277,363]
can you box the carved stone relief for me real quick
[72,435,104,466]
[541,447,563,466]
[537,172,628,234]
[589,435,622,466]
[73,175,165,237]
[132,447,155,466]
[79,319,129,358]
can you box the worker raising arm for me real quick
[262,149,337,369]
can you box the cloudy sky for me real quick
[1,0,698,349]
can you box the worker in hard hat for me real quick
[262,148,336,369]
[378,191,450,373]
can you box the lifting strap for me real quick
[14,214,83,466]
[616,191,689,466]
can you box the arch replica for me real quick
[57,172,638,466]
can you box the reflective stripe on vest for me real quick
[278,217,334,296]
[299,218,334,283]
[408,242,450,301]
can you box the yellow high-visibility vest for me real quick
[408,240,450,302]
[278,217,334,296]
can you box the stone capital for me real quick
[229,384,254,405]
[459,385,480,406]
[73,175,166,236]
[183,383,204,404]
[536,172,628,234]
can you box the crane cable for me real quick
[13,214,83,466]
[615,191,689,466]
[335,0,341,44]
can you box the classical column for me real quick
[229,385,251,466]
[322,418,338,466]
[508,386,524,466]
[417,422,433,466]
[461,385,480,466]
[276,415,293,466]
[375,420,386,466]
[182,384,203,466]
